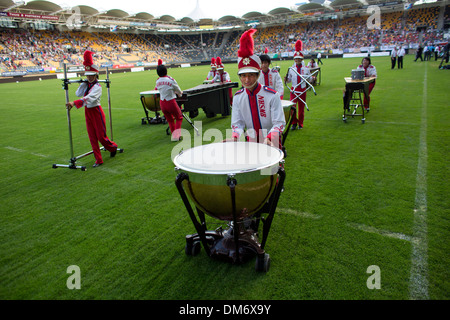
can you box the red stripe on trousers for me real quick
[160,98,183,139]
[85,106,117,164]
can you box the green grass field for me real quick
[0,55,448,300]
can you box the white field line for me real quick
[347,223,417,243]
[306,118,420,126]
[4,146,48,158]
[408,64,429,300]
[277,208,321,220]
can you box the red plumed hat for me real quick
[237,28,261,74]
[216,56,224,70]
[158,59,163,66]
[294,40,304,59]
[210,57,216,68]
[83,50,99,75]
[264,47,269,54]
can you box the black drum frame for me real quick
[175,166,286,272]
[52,63,123,171]
[140,94,166,125]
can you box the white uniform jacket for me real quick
[74,81,102,109]
[258,68,284,98]
[212,71,231,83]
[356,64,377,78]
[206,70,217,80]
[285,63,311,92]
[231,83,286,142]
[155,76,182,101]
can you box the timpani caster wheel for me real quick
[185,240,201,256]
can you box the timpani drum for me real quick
[140,90,161,112]
[282,100,295,124]
[174,142,284,221]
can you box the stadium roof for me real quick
[0,0,443,31]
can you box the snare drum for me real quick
[140,90,161,112]
[173,142,284,220]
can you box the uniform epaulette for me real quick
[235,88,245,95]
[263,86,277,94]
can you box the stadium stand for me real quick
[0,1,448,73]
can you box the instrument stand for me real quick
[343,83,366,124]
[52,64,124,171]
[176,167,286,272]
[165,111,200,136]
[140,98,166,125]
[285,67,319,112]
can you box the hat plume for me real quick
[295,40,303,52]
[238,28,256,58]
[83,50,94,67]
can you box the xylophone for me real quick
[342,77,376,124]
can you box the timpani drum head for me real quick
[140,90,161,112]
[174,142,284,220]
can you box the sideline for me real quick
[408,62,429,300]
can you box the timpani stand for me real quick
[139,90,166,125]
[174,142,286,272]
[342,77,375,124]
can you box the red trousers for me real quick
[85,106,117,164]
[290,91,307,127]
[160,99,183,140]
[364,81,376,109]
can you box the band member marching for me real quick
[206,57,217,80]
[231,28,285,149]
[155,59,184,141]
[65,50,118,168]
[284,39,311,130]
[258,50,284,100]
[356,57,377,111]
[211,56,233,105]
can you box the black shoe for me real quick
[291,124,297,130]
[110,149,117,158]
[93,163,103,168]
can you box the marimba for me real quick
[176,82,239,118]
[343,77,375,124]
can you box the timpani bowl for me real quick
[140,90,161,112]
[173,142,284,220]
